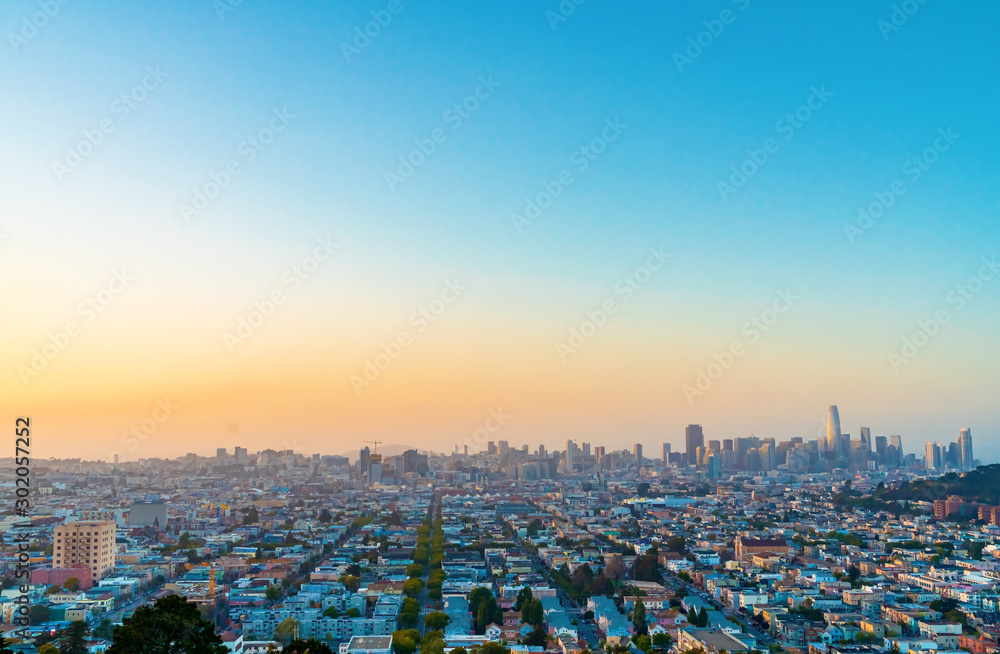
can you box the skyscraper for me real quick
[875,436,887,464]
[661,442,671,463]
[634,443,643,468]
[959,428,974,471]
[890,434,903,467]
[827,406,842,457]
[925,442,941,471]
[859,427,871,453]
[565,440,574,471]
[685,425,704,465]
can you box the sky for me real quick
[2,1,998,463]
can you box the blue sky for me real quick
[2,1,997,460]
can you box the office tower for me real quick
[889,435,903,464]
[53,520,117,584]
[582,442,591,456]
[760,442,774,471]
[129,500,167,527]
[723,439,734,452]
[925,442,942,471]
[860,427,871,453]
[235,446,248,465]
[487,441,497,455]
[216,447,227,459]
[565,440,574,471]
[359,447,371,475]
[686,425,705,465]
[538,444,546,457]
[634,443,643,467]
[707,453,722,478]
[661,443,671,463]
[947,442,960,469]
[827,406,842,457]
[960,428,974,471]
[735,437,749,468]
[875,436,887,463]
[463,445,469,456]
[708,440,721,454]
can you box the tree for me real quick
[0,635,14,654]
[515,586,533,612]
[699,607,709,628]
[524,626,548,647]
[44,584,62,595]
[652,633,671,650]
[108,595,228,654]
[345,608,361,618]
[403,578,424,598]
[94,618,115,640]
[522,598,544,628]
[339,575,360,593]
[604,557,628,585]
[37,645,60,654]
[274,617,301,646]
[266,585,284,601]
[633,599,648,635]
[60,620,89,654]
[322,606,340,619]
[392,630,420,654]
[637,483,651,497]
[29,604,50,625]
[243,507,259,524]
[636,635,652,652]
[283,639,334,653]
[406,564,424,578]
[424,611,451,631]
[526,519,543,537]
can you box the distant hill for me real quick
[879,464,1000,505]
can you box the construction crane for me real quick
[363,439,383,455]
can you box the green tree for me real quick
[406,564,424,578]
[339,575,360,593]
[526,519,543,536]
[392,630,420,654]
[37,645,60,654]
[274,617,301,645]
[524,627,548,647]
[29,604,50,625]
[403,578,424,598]
[107,595,228,654]
[425,611,451,631]
[633,599,647,635]
[652,633,671,650]
[60,620,89,654]
[637,483,651,497]
[266,585,283,601]
[515,586,533,612]
[636,635,652,652]
[521,598,544,628]
[0,635,15,654]
[94,618,115,640]
[322,606,340,619]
